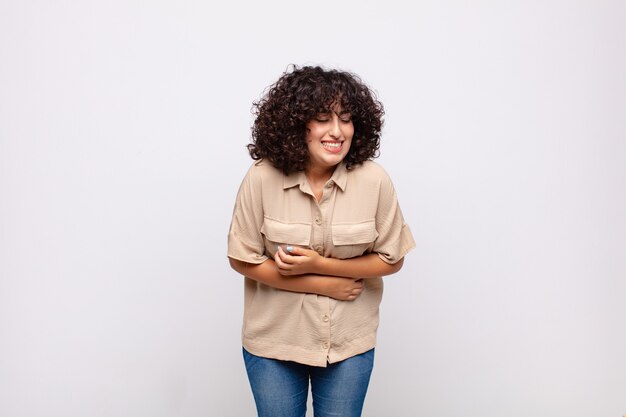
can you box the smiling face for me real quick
[304,105,354,174]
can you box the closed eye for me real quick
[336,110,352,123]
[314,113,331,122]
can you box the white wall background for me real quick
[1,1,625,416]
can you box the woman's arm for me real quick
[274,246,404,279]
[228,257,364,301]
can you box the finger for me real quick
[286,246,306,256]
[274,251,290,270]
[289,246,318,259]
[278,247,300,264]
[280,250,301,268]
[277,246,289,262]
[276,260,296,275]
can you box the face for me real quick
[304,105,354,172]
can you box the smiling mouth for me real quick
[322,141,343,152]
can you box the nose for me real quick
[328,115,341,138]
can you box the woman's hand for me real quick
[319,276,364,301]
[229,257,362,301]
[274,246,324,276]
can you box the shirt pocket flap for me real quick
[332,219,379,246]
[261,217,311,246]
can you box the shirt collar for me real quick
[329,162,348,191]
[282,162,348,192]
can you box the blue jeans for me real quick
[243,347,375,417]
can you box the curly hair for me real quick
[248,65,384,174]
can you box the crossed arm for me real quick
[228,246,404,301]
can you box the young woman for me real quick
[228,65,415,417]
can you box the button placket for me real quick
[310,201,324,256]
[314,184,334,356]
[312,208,324,254]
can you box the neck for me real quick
[305,164,335,185]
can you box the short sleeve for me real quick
[373,171,416,264]
[227,166,269,264]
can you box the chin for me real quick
[326,156,346,166]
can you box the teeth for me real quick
[322,142,341,148]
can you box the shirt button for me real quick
[322,342,329,349]
[322,314,329,322]
[315,217,322,225]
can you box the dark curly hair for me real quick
[248,65,384,174]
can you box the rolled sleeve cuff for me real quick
[227,232,269,265]
[376,223,416,264]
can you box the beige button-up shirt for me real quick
[228,159,415,367]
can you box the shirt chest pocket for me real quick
[260,217,312,258]
[331,219,379,259]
